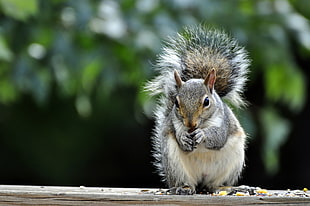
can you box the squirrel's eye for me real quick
[203,97,210,107]
[175,98,180,108]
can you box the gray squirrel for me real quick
[145,26,250,195]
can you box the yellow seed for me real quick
[236,192,246,196]
[256,189,268,194]
[303,188,308,192]
[218,191,228,196]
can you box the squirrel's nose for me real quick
[184,116,197,132]
[188,127,196,133]
[187,122,197,133]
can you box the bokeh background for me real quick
[0,0,309,189]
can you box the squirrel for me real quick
[145,26,250,195]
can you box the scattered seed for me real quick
[235,192,248,196]
[218,191,228,196]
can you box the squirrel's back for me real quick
[146,26,250,107]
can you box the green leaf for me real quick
[0,79,18,103]
[260,108,291,175]
[81,59,102,93]
[75,94,92,118]
[0,34,13,61]
[265,64,306,112]
[0,0,38,20]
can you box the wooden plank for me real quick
[0,185,309,205]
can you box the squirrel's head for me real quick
[174,69,217,132]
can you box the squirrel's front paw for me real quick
[190,128,205,149]
[177,133,194,152]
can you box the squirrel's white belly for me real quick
[167,132,245,187]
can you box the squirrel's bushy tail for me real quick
[145,26,250,107]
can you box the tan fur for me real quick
[167,124,245,189]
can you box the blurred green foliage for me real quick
[0,0,37,21]
[0,0,309,185]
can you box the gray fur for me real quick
[145,26,249,194]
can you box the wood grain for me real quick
[0,185,309,205]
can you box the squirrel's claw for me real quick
[168,185,195,195]
[178,133,194,152]
[190,129,205,147]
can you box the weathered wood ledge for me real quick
[0,185,309,205]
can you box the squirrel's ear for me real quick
[204,68,216,93]
[174,70,183,88]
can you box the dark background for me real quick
[0,0,309,190]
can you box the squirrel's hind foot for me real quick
[168,185,195,195]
